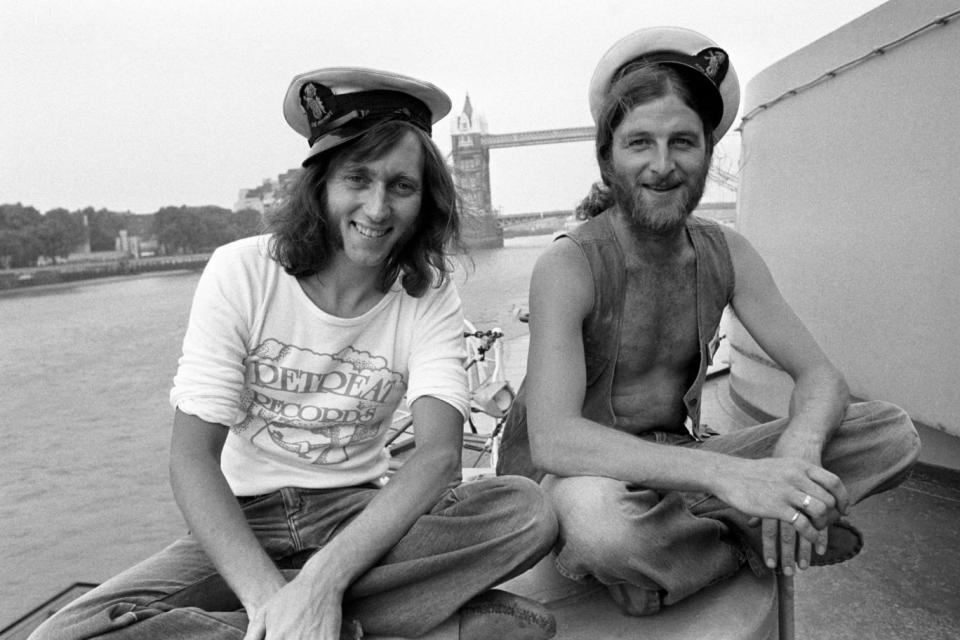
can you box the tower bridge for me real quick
[450,96,597,248]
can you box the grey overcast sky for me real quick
[1,0,889,215]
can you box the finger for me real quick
[805,467,850,514]
[796,534,813,570]
[762,517,779,570]
[795,492,832,530]
[780,517,797,576]
[797,481,845,520]
[790,509,823,545]
[796,485,834,513]
[814,525,829,557]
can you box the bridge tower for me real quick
[450,94,504,248]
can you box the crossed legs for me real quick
[29,476,557,640]
[544,401,920,615]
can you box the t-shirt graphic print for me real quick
[236,338,406,466]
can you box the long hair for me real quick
[579,63,716,218]
[266,119,462,297]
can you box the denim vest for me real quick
[496,212,735,481]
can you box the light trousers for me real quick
[544,401,920,613]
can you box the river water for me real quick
[0,233,552,628]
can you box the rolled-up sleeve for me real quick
[405,279,470,419]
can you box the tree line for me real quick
[0,203,264,269]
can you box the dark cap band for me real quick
[612,47,729,128]
[618,48,730,86]
[299,85,433,147]
[589,28,740,143]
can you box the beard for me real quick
[609,161,709,235]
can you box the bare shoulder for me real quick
[719,225,775,293]
[536,235,588,268]
[718,225,841,380]
[719,224,755,256]
[530,237,593,319]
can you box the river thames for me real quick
[0,233,552,628]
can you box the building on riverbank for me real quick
[233,169,301,213]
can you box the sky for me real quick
[0,0,890,215]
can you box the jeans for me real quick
[29,475,558,640]
[543,401,920,613]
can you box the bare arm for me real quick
[723,227,851,571]
[244,395,463,640]
[298,394,462,583]
[169,410,287,612]
[723,227,849,454]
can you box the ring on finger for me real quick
[801,494,813,509]
[789,510,800,524]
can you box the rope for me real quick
[737,9,960,131]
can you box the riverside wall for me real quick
[0,254,210,291]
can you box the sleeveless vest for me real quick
[496,212,735,481]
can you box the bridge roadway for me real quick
[481,127,595,149]
[495,210,572,228]
[494,200,736,230]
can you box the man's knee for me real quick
[835,401,921,497]
[546,476,666,573]
[28,601,138,640]
[486,475,559,547]
[844,400,921,463]
[561,522,668,571]
[543,475,639,518]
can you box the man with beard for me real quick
[497,27,920,616]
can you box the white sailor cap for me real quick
[588,26,740,142]
[283,67,452,165]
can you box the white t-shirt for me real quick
[170,235,469,495]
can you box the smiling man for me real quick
[498,27,920,616]
[31,67,557,640]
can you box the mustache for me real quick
[639,177,682,190]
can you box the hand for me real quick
[242,573,347,640]
[754,438,849,574]
[719,455,848,573]
[759,511,829,575]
